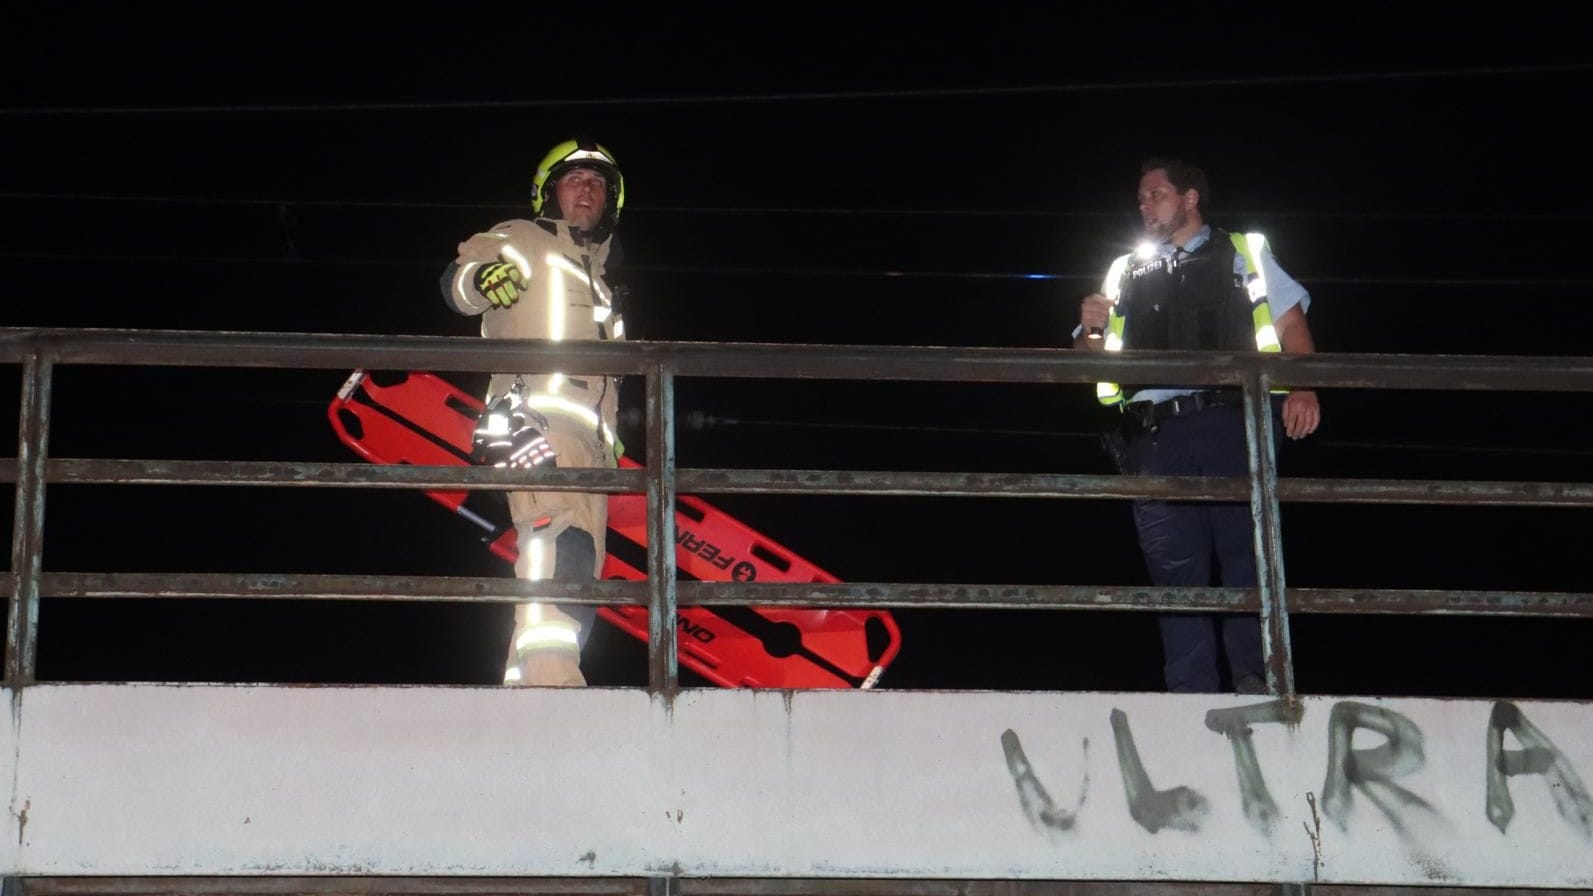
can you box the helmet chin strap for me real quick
[541,195,608,245]
[571,212,615,245]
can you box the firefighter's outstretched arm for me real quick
[443,221,539,316]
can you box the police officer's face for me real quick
[556,168,608,232]
[1137,168,1195,242]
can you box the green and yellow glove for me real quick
[474,259,526,308]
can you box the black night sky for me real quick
[4,5,1591,698]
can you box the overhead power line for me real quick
[0,192,1581,222]
[3,63,1588,117]
[0,192,501,210]
[96,392,1593,462]
[2,251,1591,289]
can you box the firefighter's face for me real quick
[556,168,608,232]
[1137,168,1197,243]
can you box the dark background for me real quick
[4,5,1590,698]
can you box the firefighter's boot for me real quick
[509,648,587,687]
[503,601,587,687]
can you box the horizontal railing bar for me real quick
[681,468,1248,500]
[677,469,1593,507]
[11,878,647,896]
[682,584,1593,617]
[1291,588,1593,617]
[1,876,1576,896]
[1279,477,1593,507]
[8,460,1593,508]
[4,328,1593,391]
[36,573,650,604]
[29,574,1593,618]
[686,883,1281,896]
[18,459,649,493]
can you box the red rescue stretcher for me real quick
[328,369,900,689]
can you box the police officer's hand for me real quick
[474,259,526,308]
[1282,390,1320,439]
[1078,293,1113,348]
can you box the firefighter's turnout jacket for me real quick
[445,217,623,684]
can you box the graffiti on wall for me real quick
[1003,699,1593,847]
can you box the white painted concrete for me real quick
[4,685,1590,887]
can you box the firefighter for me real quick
[1075,158,1320,694]
[441,138,626,687]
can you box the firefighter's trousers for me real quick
[502,416,614,687]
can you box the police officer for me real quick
[442,138,627,687]
[1075,158,1320,694]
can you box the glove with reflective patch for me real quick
[471,396,557,469]
[473,259,526,308]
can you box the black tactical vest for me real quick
[1116,229,1256,395]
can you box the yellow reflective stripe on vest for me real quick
[1235,233,1287,395]
[1233,232,1281,355]
[1254,308,1281,351]
[1095,253,1132,406]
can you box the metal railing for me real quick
[6,877,1569,896]
[5,327,1593,697]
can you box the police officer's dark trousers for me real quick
[1125,402,1270,693]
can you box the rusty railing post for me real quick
[645,361,679,695]
[1243,366,1295,698]
[7,351,51,686]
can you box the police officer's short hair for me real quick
[1141,157,1210,212]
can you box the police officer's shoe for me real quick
[1233,672,1268,695]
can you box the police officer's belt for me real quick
[1125,390,1242,428]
